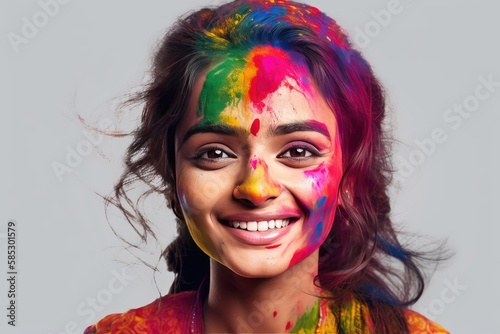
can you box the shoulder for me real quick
[83,291,197,334]
[404,309,449,334]
[324,296,449,334]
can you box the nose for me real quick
[233,159,281,206]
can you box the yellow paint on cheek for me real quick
[185,219,204,246]
[184,216,224,262]
[178,193,220,260]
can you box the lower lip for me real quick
[222,222,294,246]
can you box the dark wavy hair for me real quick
[107,1,446,332]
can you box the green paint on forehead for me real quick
[197,54,249,124]
[196,45,312,129]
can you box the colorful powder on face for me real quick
[250,118,260,136]
[316,196,327,209]
[238,160,280,202]
[311,221,324,246]
[197,55,250,124]
[250,158,258,170]
[303,163,328,194]
[288,163,341,268]
[177,193,220,259]
[195,0,354,128]
[197,45,310,132]
[288,247,312,269]
[273,311,278,318]
[286,321,292,331]
[247,47,305,112]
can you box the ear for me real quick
[166,190,184,220]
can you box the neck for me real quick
[203,251,322,333]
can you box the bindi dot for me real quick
[250,118,260,136]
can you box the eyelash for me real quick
[192,146,236,162]
[278,143,322,160]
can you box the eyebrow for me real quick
[181,119,331,146]
[181,123,241,145]
[269,120,330,138]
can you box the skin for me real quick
[175,46,343,333]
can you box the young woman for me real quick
[85,0,449,333]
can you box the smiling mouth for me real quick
[224,219,296,231]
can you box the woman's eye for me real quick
[278,143,322,168]
[201,149,230,159]
[192,147,236,163]
[191,147,235,169]
[280,147,315,158]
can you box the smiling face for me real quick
[174,46,343,278]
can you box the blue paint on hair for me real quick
[376,235,407,261]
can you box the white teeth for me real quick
[247,221,258,231]
[228,219,291,231]
[258,221,268,231]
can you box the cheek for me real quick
[176,168,229,216]
[176,170,226,258]
[288,161,342,267]
[303,161,341,221]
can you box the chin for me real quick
[215,257,291,280]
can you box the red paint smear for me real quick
[289,248,311,268]
[248,47,295,113]
[265,244,281,249]
[273,311,278,318]
[286,321,292,331]
[250,118,260,136]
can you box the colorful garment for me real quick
[84,287,448,334]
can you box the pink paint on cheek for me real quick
[286,321,292,331]
[303,163,328,195]
[304,161,342,204]
[250,118,260,136]
[273,311,278,318]
[287,162,341,268]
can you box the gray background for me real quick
[2,0,499,333]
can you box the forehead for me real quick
[176,45,338,142]
[198,45,315,121]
